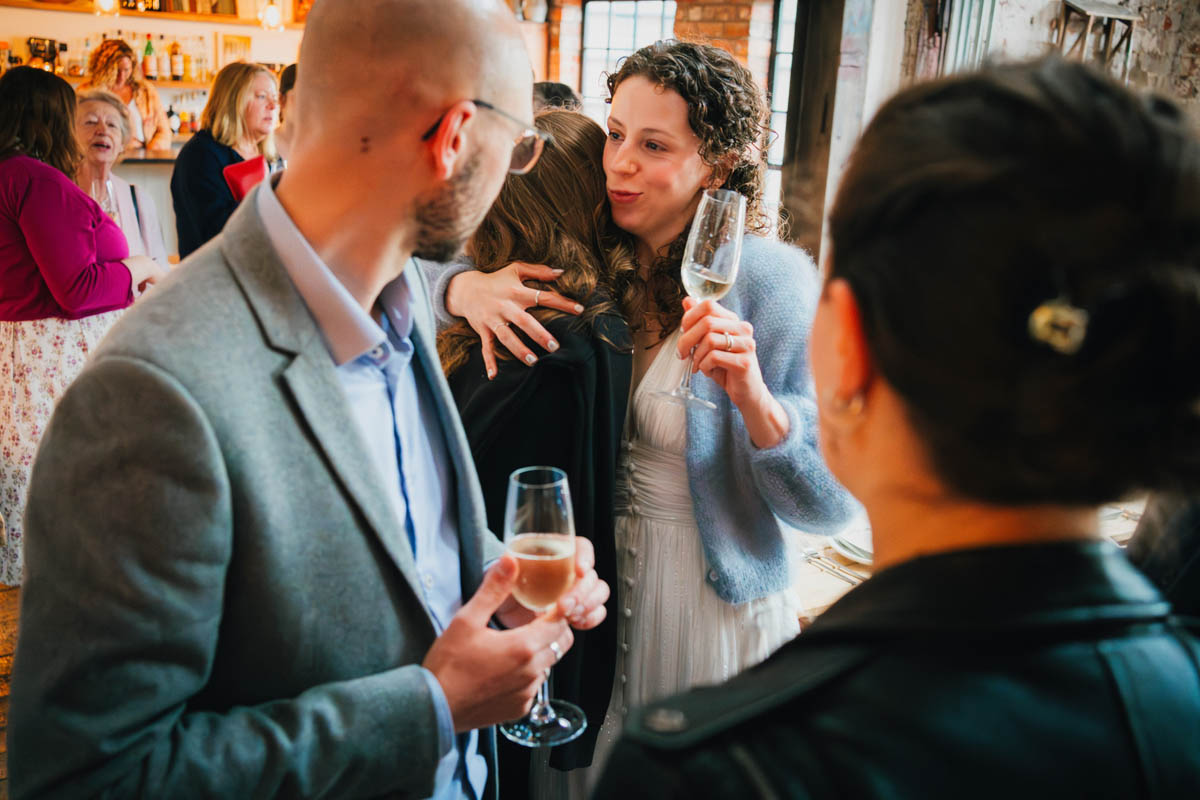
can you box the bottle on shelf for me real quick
[181,38,194,82]
[167,105,181,134]
[157,36,170,80]
[142,35,157,81]
[81,38,92,75]
[170,39,184,82]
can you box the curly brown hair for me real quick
[438,111,637,375]
[605,39,772,338]
[0,67,84,178]
[86,39,142,93]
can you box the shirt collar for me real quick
[257,175,414,366]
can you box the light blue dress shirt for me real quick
[257,178,486,800]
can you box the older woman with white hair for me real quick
[74,89,169,270]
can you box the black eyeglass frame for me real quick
[420,98,553,175]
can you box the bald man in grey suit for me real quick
[7,1,609,798]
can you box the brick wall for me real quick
[548,0,583,88]
[672,0,776,92]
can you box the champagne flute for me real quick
[498,466,587,748]
[656,188,746,409]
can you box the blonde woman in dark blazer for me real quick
[171,62,279,257]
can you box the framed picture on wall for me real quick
[217,33,252,68]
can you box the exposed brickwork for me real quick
[548,0,583,88]
[673,0,776,92]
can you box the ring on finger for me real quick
[723,332,735,352]
[492,320,510,335]
[533,289,541,307]
[548,640,562,663]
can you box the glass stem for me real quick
[678,347,697,394]
[529,669,556,725]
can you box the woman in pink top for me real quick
[0,67,160,585]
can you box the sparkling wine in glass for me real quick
[656,188,746,409]
[498,466,586,748]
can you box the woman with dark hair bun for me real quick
[593,56,1200,799]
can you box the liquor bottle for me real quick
[170,39,184,81]
[181,38,194,82]
[80,38,92,75]
[167,105,181,134]
[142,35,157,80]
[157,35,170,79]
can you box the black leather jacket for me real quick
[594,541,1200,799]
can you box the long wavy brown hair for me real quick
[0,67,84,178]
[606,40,773,339]
[438,110,637,375]
[86,39,143,93]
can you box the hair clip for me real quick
[1028,296,1089,355]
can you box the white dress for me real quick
[573,330,800,794]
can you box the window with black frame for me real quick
[579,1,678,125]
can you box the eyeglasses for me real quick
[420,99,553,175]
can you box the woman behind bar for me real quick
[78,38,171,152]
[594,57,1200,798]
[0,67,159,585]
[171,62,278,259]
[74,90,170,271]
[438,110,634,795]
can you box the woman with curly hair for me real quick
[78,38,171,152]
[431,40,855,783]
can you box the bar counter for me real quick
[114,141,186,260]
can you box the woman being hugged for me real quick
[171,62,278,258]
[78,39,171,152]
[438,109,633,795]
[0,67,159,585]
[441,41,856,778]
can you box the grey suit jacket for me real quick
[8,186,506,799]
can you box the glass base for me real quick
[652,386,718,410]
[499,700,587,748]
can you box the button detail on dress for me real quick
[708,569,719,582]
[623,607,632,618]
[644,707,688,733]
[369,346,385,360]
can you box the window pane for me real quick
[611,10,636,44]
[585,9,610,49]
[584,98,609,126]
[768,112,787,166]
[765,168,783,212]
[771,55,792,112]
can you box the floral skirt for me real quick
[0,310,124,585]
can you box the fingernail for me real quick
[487,369,496,380]
[524,354,538,365]
[552,268,565,275]
[546,340,559,352]
[574,304,584,313]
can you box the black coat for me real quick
[170,129,241,259]
[447,307,632,782]
[1128,492,1200,617]
[594,541,1200,799]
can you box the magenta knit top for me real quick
[0,153,133,321]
